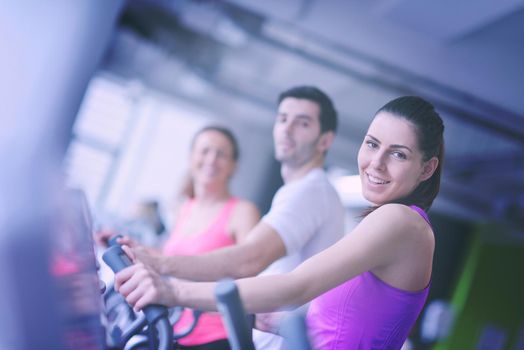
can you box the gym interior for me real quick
[1,1,523,349]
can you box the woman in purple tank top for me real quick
[116,96,445,350]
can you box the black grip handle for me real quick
[102,245,132,272]
[215,280,255,350]
[102,244,173,349]
[102,245,168,324]
[107,234,123,248]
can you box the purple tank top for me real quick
[306,205,431,350]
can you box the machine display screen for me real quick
[50,189,105,350]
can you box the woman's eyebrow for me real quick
[366,134,413,153]
[366,134,380,143]
[390,144,413,153]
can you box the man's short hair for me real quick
[277,86,338,133]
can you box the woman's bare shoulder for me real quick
[227,198,261,241]
[360,203,430,239]
[233,198,260,218]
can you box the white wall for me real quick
[68,75,276,227]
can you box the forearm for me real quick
[235,240,367,313]
[236,273,309,313]
[174,279,219,311]
[156,223,286,282]
[174,272,308,314]
[157,244,264,281]
[144,246,161,255]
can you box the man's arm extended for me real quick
[135,222,286,281]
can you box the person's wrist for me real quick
[151,255,162,274]
[168,277,181,305]
[155,255,171,275]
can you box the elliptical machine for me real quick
[101,237,201,350]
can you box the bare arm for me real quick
[149,221,286,281]
[117,204,432,313]
[117,224,369,312]
[229,200,260,243]
[235,204,433,312]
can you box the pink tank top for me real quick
[163,197,238,346]
[306,205,431,350]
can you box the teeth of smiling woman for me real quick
[368,174,389,184]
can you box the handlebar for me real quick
[102,244,173,350]
[280,313,312,350]
[214,280,255,350]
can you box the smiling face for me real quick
[273,97,331,168]
[358,112,438,205]
[190,130,236,187]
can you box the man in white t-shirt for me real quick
[124,86,345,349]
[253,167,344,349]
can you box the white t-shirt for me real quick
[253,168,345,350]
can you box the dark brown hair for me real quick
[278,86,338,134]
[364,96,445,214]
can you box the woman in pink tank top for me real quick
[162,197,244,350]
[165,126,260,350]
[110,126,259,350]
[116,96,445,350]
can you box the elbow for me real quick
[230,247,272,279]
[232,256,267,279]
[226,236,285,279]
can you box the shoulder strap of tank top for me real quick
[211,197,239,231]
[171,199,196,236]
[409,205,431,227]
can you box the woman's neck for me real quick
[193,184,230,204]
